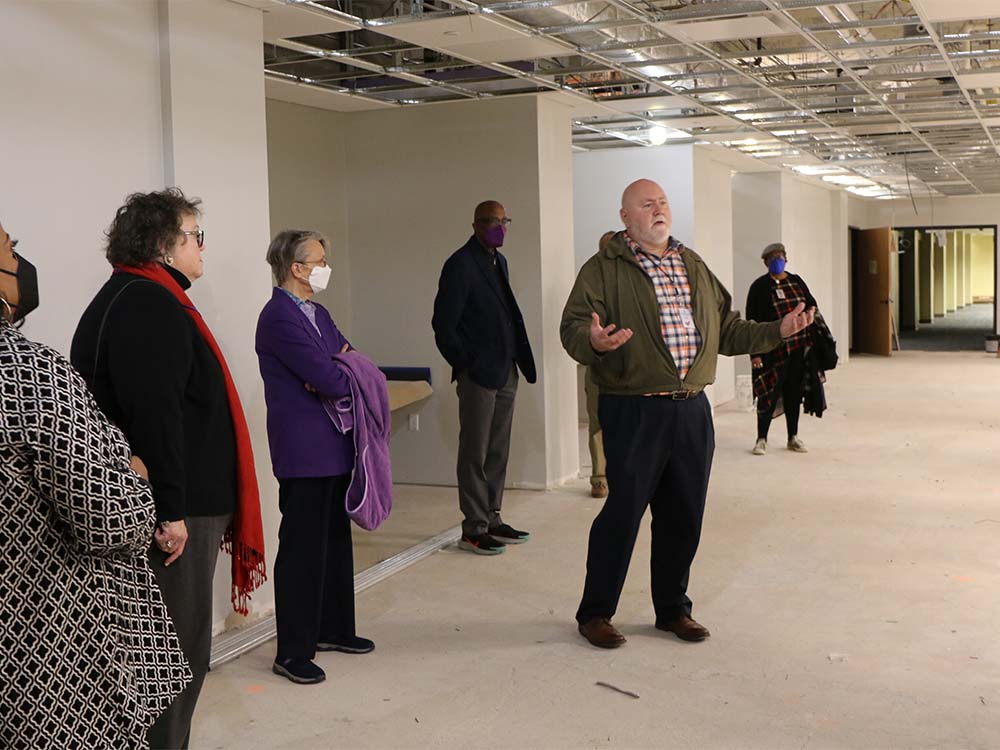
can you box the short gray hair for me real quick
[266,229,328,284]
[761,242,785,260]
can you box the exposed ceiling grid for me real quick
[259,0,1000,198]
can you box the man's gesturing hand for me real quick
[590,312,634,353]
[779,303,816,338]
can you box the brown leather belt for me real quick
[647,390,703,400]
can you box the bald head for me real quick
[472,200,508,250]
[474,201,504,222]
[621,179,664,210]
[620,179,672,254]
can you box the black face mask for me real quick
[0,252,40,325]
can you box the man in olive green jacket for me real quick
[562,179,814,649]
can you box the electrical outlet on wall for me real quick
[408,414,419,431]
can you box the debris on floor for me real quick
[827,653,849,663]
[595,681,640,699]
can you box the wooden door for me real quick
[856,227,893,356]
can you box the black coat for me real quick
[70,265,237,523]
[746,272,819,363]
[745,272,818,325]
[432,235,536,389]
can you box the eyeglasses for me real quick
[476,217,512,227]
[295,257,328,268]
[179,229,205,248]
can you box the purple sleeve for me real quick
[260,314,351,399]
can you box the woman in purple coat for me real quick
[256,230,373,685]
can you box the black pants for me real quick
[757,349,805,441]
[275,475,356,660]
[576,393,715,625]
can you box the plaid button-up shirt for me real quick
[279,287,322,336]
[627,234,702,380]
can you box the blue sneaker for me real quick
[317,635,375,654]
[272,657,325,684]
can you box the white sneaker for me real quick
[752,438,767,455]
[787,436,808,453]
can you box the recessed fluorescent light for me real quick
[822,175,875,187]
[793,165,849,176]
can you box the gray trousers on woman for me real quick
[147,513,231,750]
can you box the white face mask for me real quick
[308,265,332,293]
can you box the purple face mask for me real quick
[483,224,506,248]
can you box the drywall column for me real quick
[732,172,782,380]
[779,173,839,350]
[733,172,846,370]
[965,236,974,306]
[971,234,994,301]
[945,232,957,313]
[830,191,851,363]
[693,148,736,404]
[265,100,351,333]
[344,94,577,489]
[159,0,274,629]
[933,235,946,318]
[536,96,579,485]
[1,0,165,354]
[917,231,933,324]
[956,232,967,309]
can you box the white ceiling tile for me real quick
[956,71,1000,91]
[911,0,999,22]
[265,77,396,112]
[375,14,568,63]
[657,114,736,129]
[604,96,685,113]
[263,5,359,42]
[656,15,793,43]
[550,93,688,118]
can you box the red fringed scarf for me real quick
[116,263,266,614]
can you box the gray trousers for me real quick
[147,513,231,750]
[456,365,518,537]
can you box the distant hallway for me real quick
[901,302,995,352]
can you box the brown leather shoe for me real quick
[590,481,608,498]
[656,614,710,642]
[578,617,626,649]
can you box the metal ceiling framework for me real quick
[258,0,1000,198]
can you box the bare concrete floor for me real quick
[352,483,457,573]
[195,351,1000,749]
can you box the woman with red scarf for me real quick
[71,188,265,749]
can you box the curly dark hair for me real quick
[104,188,202,266]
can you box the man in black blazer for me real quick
[432,200,536,556]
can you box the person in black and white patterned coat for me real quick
[0,221,191,749]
